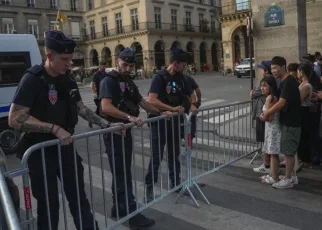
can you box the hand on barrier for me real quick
[173,106,185,113]
[129,116,144,127]
[250,90,254,98]
[161,111,173,119]
[53,126,72,145]
[110,122,127,136]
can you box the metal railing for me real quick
[0,101,261,229]
[84,22,222,42]
[0,148,21,230]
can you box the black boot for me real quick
[129,213,155,229]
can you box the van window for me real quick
[0,52,31,87]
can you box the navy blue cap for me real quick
[170,48,189,62]
[257,61,271,70]
[119,47,136,63]
[44,30,76,54]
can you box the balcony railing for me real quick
[0,32,85,43]
[84,22,221,42]
[221,1,251,16]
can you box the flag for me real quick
[55,10,71,31]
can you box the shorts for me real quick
[280,125,301,156]
[255,117,265,143]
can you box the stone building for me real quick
[220,0,322,71]
[83,0,222,71]
[0,0,86,66]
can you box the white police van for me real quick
[0,34,42,154]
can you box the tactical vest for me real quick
[158,72,191,109]
[103,75,140,123]
[24,65,78,137]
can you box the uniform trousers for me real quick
[145,116,181,187]
[27,143,98,230]
[103,132,136,214]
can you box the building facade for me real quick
[220,0,322,70]
[84,0,222,71]
[0,0,86,66]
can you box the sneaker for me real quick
[253,164,270,174]
[272,178,294,189]
[129,213,156,229]
[278,175,299,185]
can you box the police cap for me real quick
[44,30,76,54]
[170,48,189,62]
[118,47,136,63]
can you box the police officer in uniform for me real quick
[144,48,198,202]
[9,30,119,230]
[100,48,169,228]
[89,61,107,128]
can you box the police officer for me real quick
[99,48,168,228]
[89,61,107,127]
[144,48,198,202]
[8,30,119,230]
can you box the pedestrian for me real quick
[262,56,301,189]
[258,76,281,184]
[144,48,198,202]
[89,61,107,128]
[251,61,272,174]
[8,30,118,230]
[99,47,168,229]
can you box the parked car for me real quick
[235,58,255,78]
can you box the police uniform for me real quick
[144,48,193,201]
[92,61,107,115]
[99,48,155,228]
[13,30,98,230]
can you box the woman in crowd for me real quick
[251,61,273,174]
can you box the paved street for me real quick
[6,73,322,229]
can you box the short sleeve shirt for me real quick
[279,75,301,127]
[12,65,81,108]
[149,69,193,104]
[186,76,199,91]
[99,70,143,106]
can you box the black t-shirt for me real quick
[186,75,199,91]
[92,70,106,97]
[149,69,193,103]
[12,65,81,109]
[279,75,301,127]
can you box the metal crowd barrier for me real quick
[0,148,20,230]
[181,101,262,205]
[0,101,261,230]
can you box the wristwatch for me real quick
[126,115,131,120]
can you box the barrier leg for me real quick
[174,185,200,208]
[249,149,262,164]
[192,181,210,204]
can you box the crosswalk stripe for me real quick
[206,106,251,124]
[199,99,226,107]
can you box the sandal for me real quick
[261,176,277,184]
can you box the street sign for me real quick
[264,5,285,27]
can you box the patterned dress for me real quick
[262,104,281,154]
